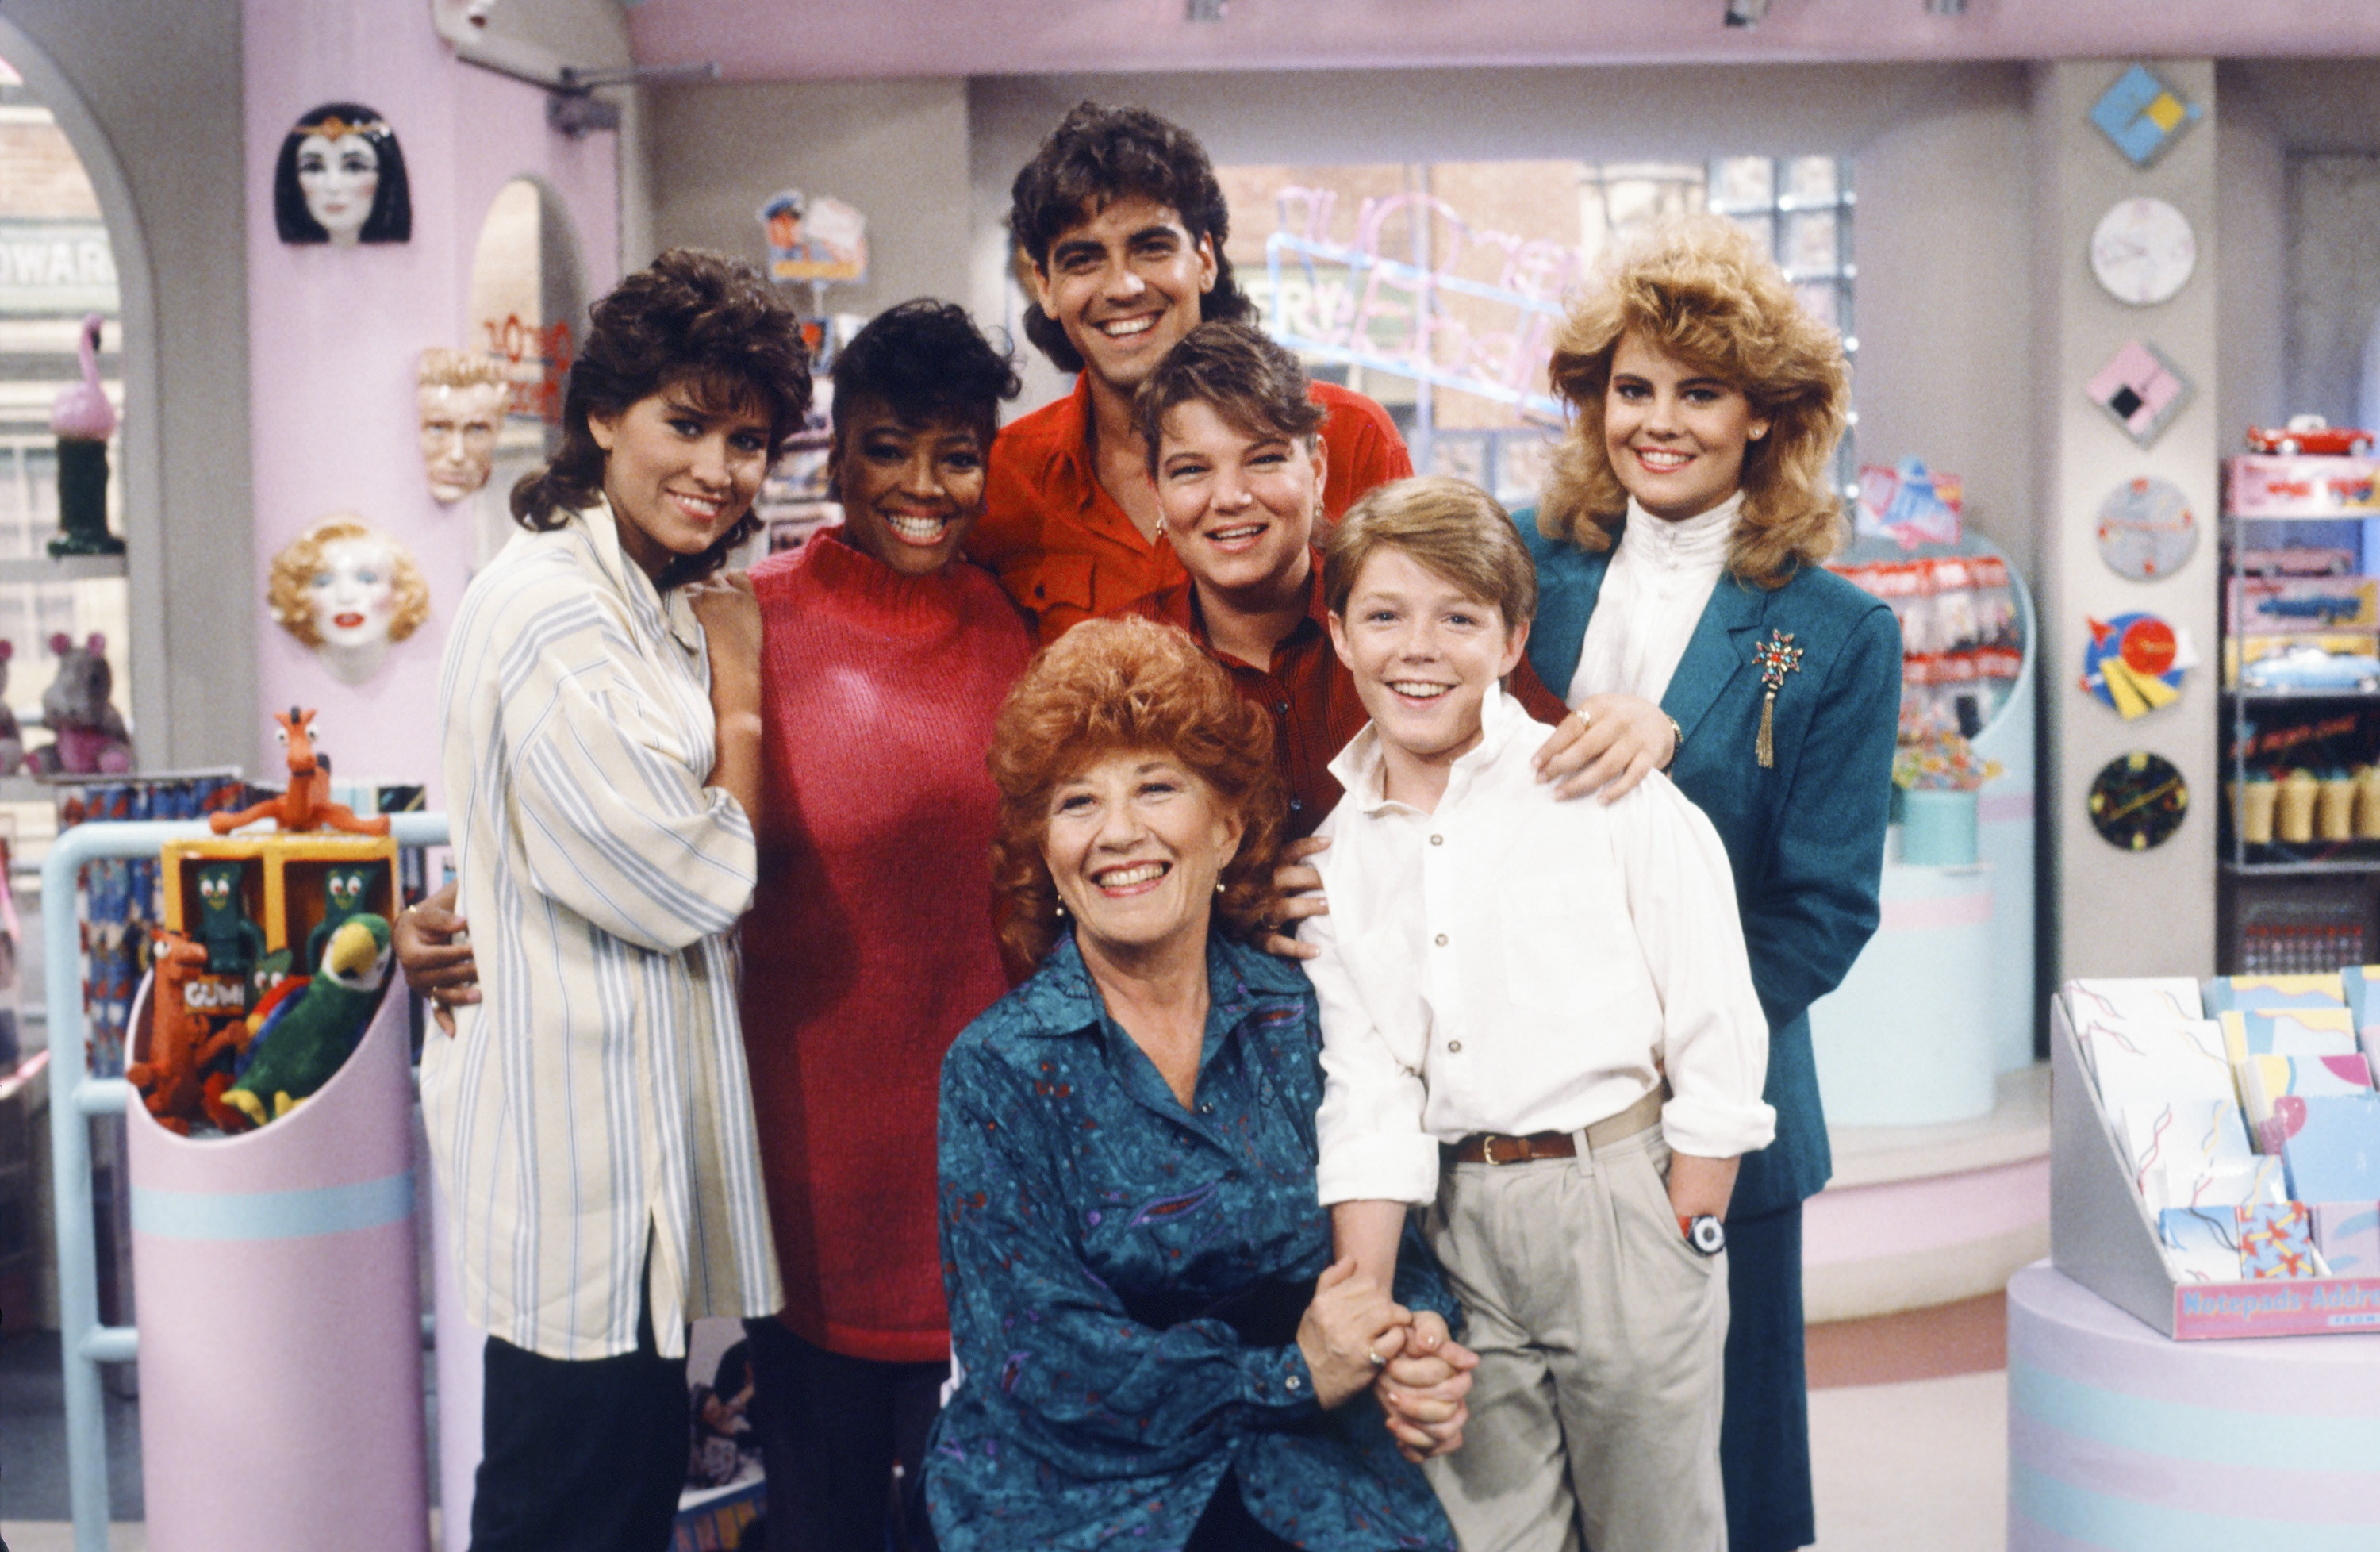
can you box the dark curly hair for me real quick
[1008,102,1255,375]
[830,299,1020,464]
[512,248,812,587]
[988,616,1286,967]
[1134,321,1325,477]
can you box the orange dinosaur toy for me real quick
[209,707,390,836]
[126,931,248,1135]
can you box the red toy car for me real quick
[2244,414,2376,456]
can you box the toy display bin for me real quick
[125,966,428,1552]
[1807,859,1996,1124]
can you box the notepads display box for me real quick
[2049,981,2380,1339]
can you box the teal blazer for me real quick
[1517,512,1902,1216]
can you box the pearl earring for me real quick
[1215,881,1226,894]
[1053,901,1066,918]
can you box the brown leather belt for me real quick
[1447,1086,1665,1166]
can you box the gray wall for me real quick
[2,0,255,770]
[643,77,973,321]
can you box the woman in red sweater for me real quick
[399,301,1028,1552]
[737,301,1030,1552]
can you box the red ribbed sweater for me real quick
[743,529,1032,1362]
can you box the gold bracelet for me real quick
[1663,715,1684,772]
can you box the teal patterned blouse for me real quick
[925,932,1458,1552]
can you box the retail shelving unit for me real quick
[2217,454,2380,971]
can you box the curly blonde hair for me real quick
[267,514,431,647]
[1537,215,1850,589]
[988,616,1286,968]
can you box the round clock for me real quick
[2090,197,2196,306]
[2087,751,2189,851]
[2094,476,2198,581]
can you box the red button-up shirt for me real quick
[1136,557,1573,838]
[973,375,1414,645]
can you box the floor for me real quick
[2,1297,2014,1552]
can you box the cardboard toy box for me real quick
[2229,575,2380,635]
[2049,990,2380,1339]
[2228,453,2380,517]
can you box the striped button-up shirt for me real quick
[425,497,780,1360]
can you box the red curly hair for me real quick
[988,616,1286,967]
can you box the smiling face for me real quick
[1031,195,1217,398]
[1603,330,1770,524]
[1156,400,1326,605]
[589,380,774,580]
[1042,750,1242,966]
[1328,547,1528,810]
[295,133,379,245]
[418,380,506,502]
[829,397,988,578]
[309,535,398,649]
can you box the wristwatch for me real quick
[1679,1213,1726,1256]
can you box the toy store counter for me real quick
[2006,1260,2380,1550]
[1803,1062,2049,1322]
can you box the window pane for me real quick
[1710,156,1774,210]
[1786,156,1839,202]
[1786,210,1839,274]
[1795,282,1840,331]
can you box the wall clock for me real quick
[2094,475,2197,580]
[2087,751,2189,851]
[2091,197,2196,306]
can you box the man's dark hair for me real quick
[512,248,812,587]
[1008,102,1255,374]
[831,299,1021,455]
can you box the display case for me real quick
[2217,454,2380,971]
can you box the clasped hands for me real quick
[1294,1258,1476,1463]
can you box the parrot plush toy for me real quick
[221,911,391,1130]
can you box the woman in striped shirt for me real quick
[426,248,811,1552]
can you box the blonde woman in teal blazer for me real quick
[1517,217,1899,1552]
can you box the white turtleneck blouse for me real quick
[1568,491,1744,708]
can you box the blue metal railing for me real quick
[45,812,447,1551]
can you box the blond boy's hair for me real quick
[1323,475,1537,632]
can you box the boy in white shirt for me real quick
[1306,475,1775,1552]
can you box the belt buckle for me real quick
[1481,1134,1515,1167]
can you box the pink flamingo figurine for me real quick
[50,313,124,556]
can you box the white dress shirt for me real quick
[1306,685,1775,1208]
[427,497,781,1361]
[1569,491,1742,705]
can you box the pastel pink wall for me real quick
[244,0,618,801]
[627,0,2380,82]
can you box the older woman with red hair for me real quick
[926,616,1464,1552]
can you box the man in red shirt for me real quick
[972,102,1412,643]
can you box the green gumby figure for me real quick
[305,860,385,973]
[192,859,266,993]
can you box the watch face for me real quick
[2087,751,2190,851]
[2094,476,2198,580]
[2091,197,2196,306]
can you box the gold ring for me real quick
[1572,709,1591,731]
[1368,1348,1386,1367]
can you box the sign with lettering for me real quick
[0,220,119,316]
[1262,190,1576,422]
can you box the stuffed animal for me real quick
[0,642,23,777]
[27,632,132,775]
[221,912,390,1129]
[209,708,389,836]
[125,931,245,1136]
[190,859,265,1002]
